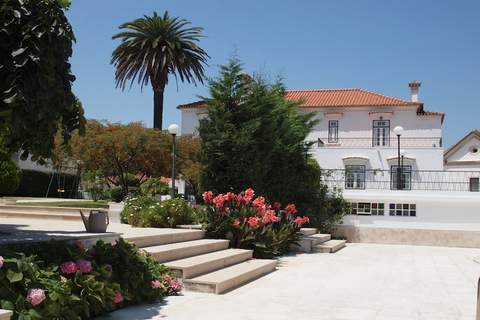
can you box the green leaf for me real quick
[6,270,23,283]
[0,300,15,310]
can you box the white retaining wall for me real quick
[341,190,480,231]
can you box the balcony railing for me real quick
[321,169,480,192]
[313,137,442,148]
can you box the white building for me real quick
[178,81,480,247]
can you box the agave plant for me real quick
[111,11,209,129]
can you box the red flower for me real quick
[244,188,255,203]
[224,192,235,202]
[213,194,225,209]
[285,203,297,215]
[273,202,282,210]
[202,191,214,204]
[235,194,245,204]
[262,210,280,224]
[231,219,241,228]
[252,196,266,208]
[247,216,261,228]
[294,216,310,226]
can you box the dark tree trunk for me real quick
[153,89,164,129]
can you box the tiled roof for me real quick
[177,88,421,109]
[416,110,445,123]
[285,88,421,108]
[177,88,443,122]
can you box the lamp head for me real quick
[393,126,404,136]
[168,124,180,135]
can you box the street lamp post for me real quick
[168,124,180,198]
[400,149,407,190]
[393,126,404,190]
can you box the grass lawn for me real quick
[19,200,110,209]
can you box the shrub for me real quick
[121,197,195,228]
[0,159,22,195]
[0,238,181,320]
[109,186,125,203]
[140,177,169,196]
[197,188,308,258]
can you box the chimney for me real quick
[408,80,421,102]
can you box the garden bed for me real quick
[0,238,180,319]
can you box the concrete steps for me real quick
[125,229,205,248]
[300,228,317,236]
[294,228,346,253]
[136,230,276,294]
[183,259,277,294]
[143,239,230,263]
[165,248,252,278]
[314,239,347,253]
[0,205,102,221]
[0,310,12,320]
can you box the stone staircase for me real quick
[294,228,347,253]
[125,229,277,295]
[0,204,90,221]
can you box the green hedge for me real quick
[0,239,181,319]
[14,170,79,198]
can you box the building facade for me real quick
[178,81,480,247]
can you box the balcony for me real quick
[314,137,442,149]
[321,169,480,192]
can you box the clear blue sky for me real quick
[66,0,479,147]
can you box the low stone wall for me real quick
[334,225,480,248]
[0,309,12,320]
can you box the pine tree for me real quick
[199,58,321,207]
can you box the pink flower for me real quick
[202,191,213,204]
[0,256,4,269]
[273,202,282,210]
[60,261,78,275]
[262,210,280,224]
[167,278,183,293]
[235,194,245,204]
[231,219,241,228]
[247,216,261,228]
[26,289,46,306]
[213,194,225,209]
[76,260,92,274]
[252,196,266,208]
[222,207,231,215]
[151,280,162,289]
[294,216,310,226]
[223,192,235,202]
[243,188,255,203]
[285,203,298,215]
[113,291,123,304]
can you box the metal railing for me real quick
[321,169,480,192]
[313,137,442,148]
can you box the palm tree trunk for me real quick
[153,89,164,129]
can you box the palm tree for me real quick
[111,11,209,129]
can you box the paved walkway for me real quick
[103,243,480,320]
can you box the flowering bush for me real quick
[0,238,180,319]
[121,196,196,228]
[198,188,309,258]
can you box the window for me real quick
[389,203,416,217]
[470,146,479,155]
[390,165,412,190]
[372,120,390,147]
[349,202,384,215]
[328,120,339,143]
[470,178,480,192]
[345,165,365,189]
